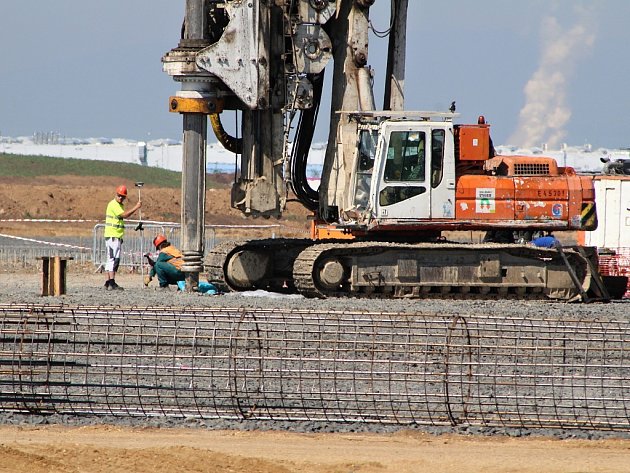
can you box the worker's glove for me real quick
[144,275,153,287]
[144,253,155,267]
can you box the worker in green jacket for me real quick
[144,234,185,288]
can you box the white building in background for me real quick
[0,136,326,175]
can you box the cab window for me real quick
[353,129,378,209]
[383,131,426,182]
[431,129,445,188]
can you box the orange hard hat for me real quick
[116,185,128,196]
[153,234,167,248]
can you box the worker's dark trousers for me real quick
[154,262,185,288]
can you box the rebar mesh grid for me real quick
[0,304,628,431]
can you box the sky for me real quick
[1,1,630,149]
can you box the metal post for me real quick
[320,1,370,219]
[175,0,209,291]
[135,182,145,285]
[181,113,207,290]
[383,0,408,111]
[183,0,207,42]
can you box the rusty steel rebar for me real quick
[0,304,628,431]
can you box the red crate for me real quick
[598,248,630,298]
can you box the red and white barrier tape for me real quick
[0,233,91,251]
[0,218,288,229]
[0,218,99,223]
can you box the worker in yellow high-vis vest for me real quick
[104,184,141,290]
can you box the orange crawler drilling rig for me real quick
[163,0,604,301]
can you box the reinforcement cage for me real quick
[0,305,629,431]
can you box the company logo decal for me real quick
[552,203,563,217]
[476,188,496,213]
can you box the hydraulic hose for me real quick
[210,113,242,154]
[290,72,324,211]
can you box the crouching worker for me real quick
[144,234,185,289]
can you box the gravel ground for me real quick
[1,269,629,440]
[2,270,629,318]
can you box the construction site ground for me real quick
[1,423,629,473]
[1,176,629,473]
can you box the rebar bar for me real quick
[0,304,628,431]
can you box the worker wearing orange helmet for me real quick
[103,184,142,290]
[144,234,185,288]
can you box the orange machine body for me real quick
[455,160,595,229]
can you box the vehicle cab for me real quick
[346,111,457,229]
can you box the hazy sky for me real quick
[1,1,629,148]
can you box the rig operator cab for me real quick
[347,111,456,226]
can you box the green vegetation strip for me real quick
[0,153,223,189]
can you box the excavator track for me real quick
[292,241,594,301]
[206,238,314,293]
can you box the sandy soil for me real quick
[1,176,629,473]
[0,175,310,238]
[1,426,629,473]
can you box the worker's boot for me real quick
[108,280,124,291]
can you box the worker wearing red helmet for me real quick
[103,184,142,290]
[144,234,185,288]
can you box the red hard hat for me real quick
[153,234,167,248]
[116,185,128,196]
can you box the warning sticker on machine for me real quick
[476,188,496,213]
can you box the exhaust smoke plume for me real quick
[508,7,596,149]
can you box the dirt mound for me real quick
[0,174,310,237]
